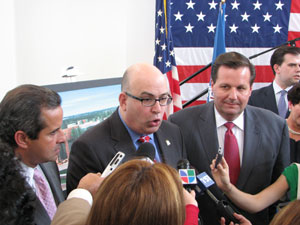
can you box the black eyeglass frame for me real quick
[125,92,173,107]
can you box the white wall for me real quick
[0,0,155,100]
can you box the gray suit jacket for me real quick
[34,162,65,225]
[169,102,290,225]
[67,109,186,194]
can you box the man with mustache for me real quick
[169,52,290,225]
[67,63,186,193]
[0,85,66,225]
[248,46,300,118]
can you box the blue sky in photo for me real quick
[59,84,120,117]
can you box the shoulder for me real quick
[169,102,211,121]
[246,105,282,122]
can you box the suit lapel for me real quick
[263,84,278,114]
[197,102,219,164]
[155,122,174,164]
[109,110,138,158]
[236,107,260,189]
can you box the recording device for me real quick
[177,159,197,192]
[135,142,156,163]
[215,147,223,169]
[197,172,240,224]
[101,151,125,177]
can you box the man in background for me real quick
[169,52,290,225]
[0,85,66,225]
[248,45,300,118]
[67,63,186,193]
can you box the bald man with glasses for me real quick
[67,63,187,193]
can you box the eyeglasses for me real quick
[125,92,173,107]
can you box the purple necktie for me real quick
[278,90,287,118]
[224,122,240,185]
[34,168,57,219]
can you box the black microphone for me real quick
[177,159,197,192]
[197,172,240,224]
[135,142,156,163]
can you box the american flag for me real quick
[162,0,300,106]
[154,0,182,115]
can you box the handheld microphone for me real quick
[135,142,156,163]
[101,151,125,177]
[197,172,240,224]
[177,159,197,192]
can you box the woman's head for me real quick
[269,200,300,225]
[86,160,185,225]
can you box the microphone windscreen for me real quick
[135,142,155,161]
[177,159,191,169]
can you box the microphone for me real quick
[134,142,156,163]
[197,172,240,224]
[177,159,197,192]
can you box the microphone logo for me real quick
[179,169,197,184]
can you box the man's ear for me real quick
[273,64,280,74]
[119,92,127,111]
[14,131,29,149]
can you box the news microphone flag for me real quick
[196,172,215,191]
[207,1,226,102]
[179,169,197,184]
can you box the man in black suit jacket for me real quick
[169,52,290,225]
[0,85,66,225]
[248,46,300,118]
[67,63,186,193]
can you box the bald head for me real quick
[121,63,168,93]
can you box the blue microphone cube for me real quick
[197,172,215,191]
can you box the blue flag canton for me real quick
[170,0,291,47]
[154,0,177,74]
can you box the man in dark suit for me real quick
[0,85,66,225]
[248,46,300,118]
[169,52,290,225]
[67,63,186,193]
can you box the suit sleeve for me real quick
[51,198,90,225]
[272,122,290,183]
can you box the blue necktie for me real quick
[278,90,287,118]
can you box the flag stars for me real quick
[275,1,284,10]
[161,43,167,51]
[207,23,216,33]
[165,60,171,68]
[263,12,272,22]
[174,11,183,21]
[229,24,238,33]
[186,0,195,9]
[208,0,218,10]
[157,9,163,17]
[185,23,194,33]
[170,50,175,57]
[251,24,260,33]
[158,56,163,62]
[253,0,262,10]
[273,24,282,33]
[155,39,161,45]
[231,0,240,10]
[196,11,206,21]
[160,26,165,34]
[241,12,250,21]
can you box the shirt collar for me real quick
[273,81,292,94]
[214,106,244,130]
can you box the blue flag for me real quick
[207,1,226,102]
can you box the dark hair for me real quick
[287,83,300,105]
[211,52,256,85]
[0,84,61,148]
[270,46,300,75]
[85,160,185,225]
[0,140,35,225]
